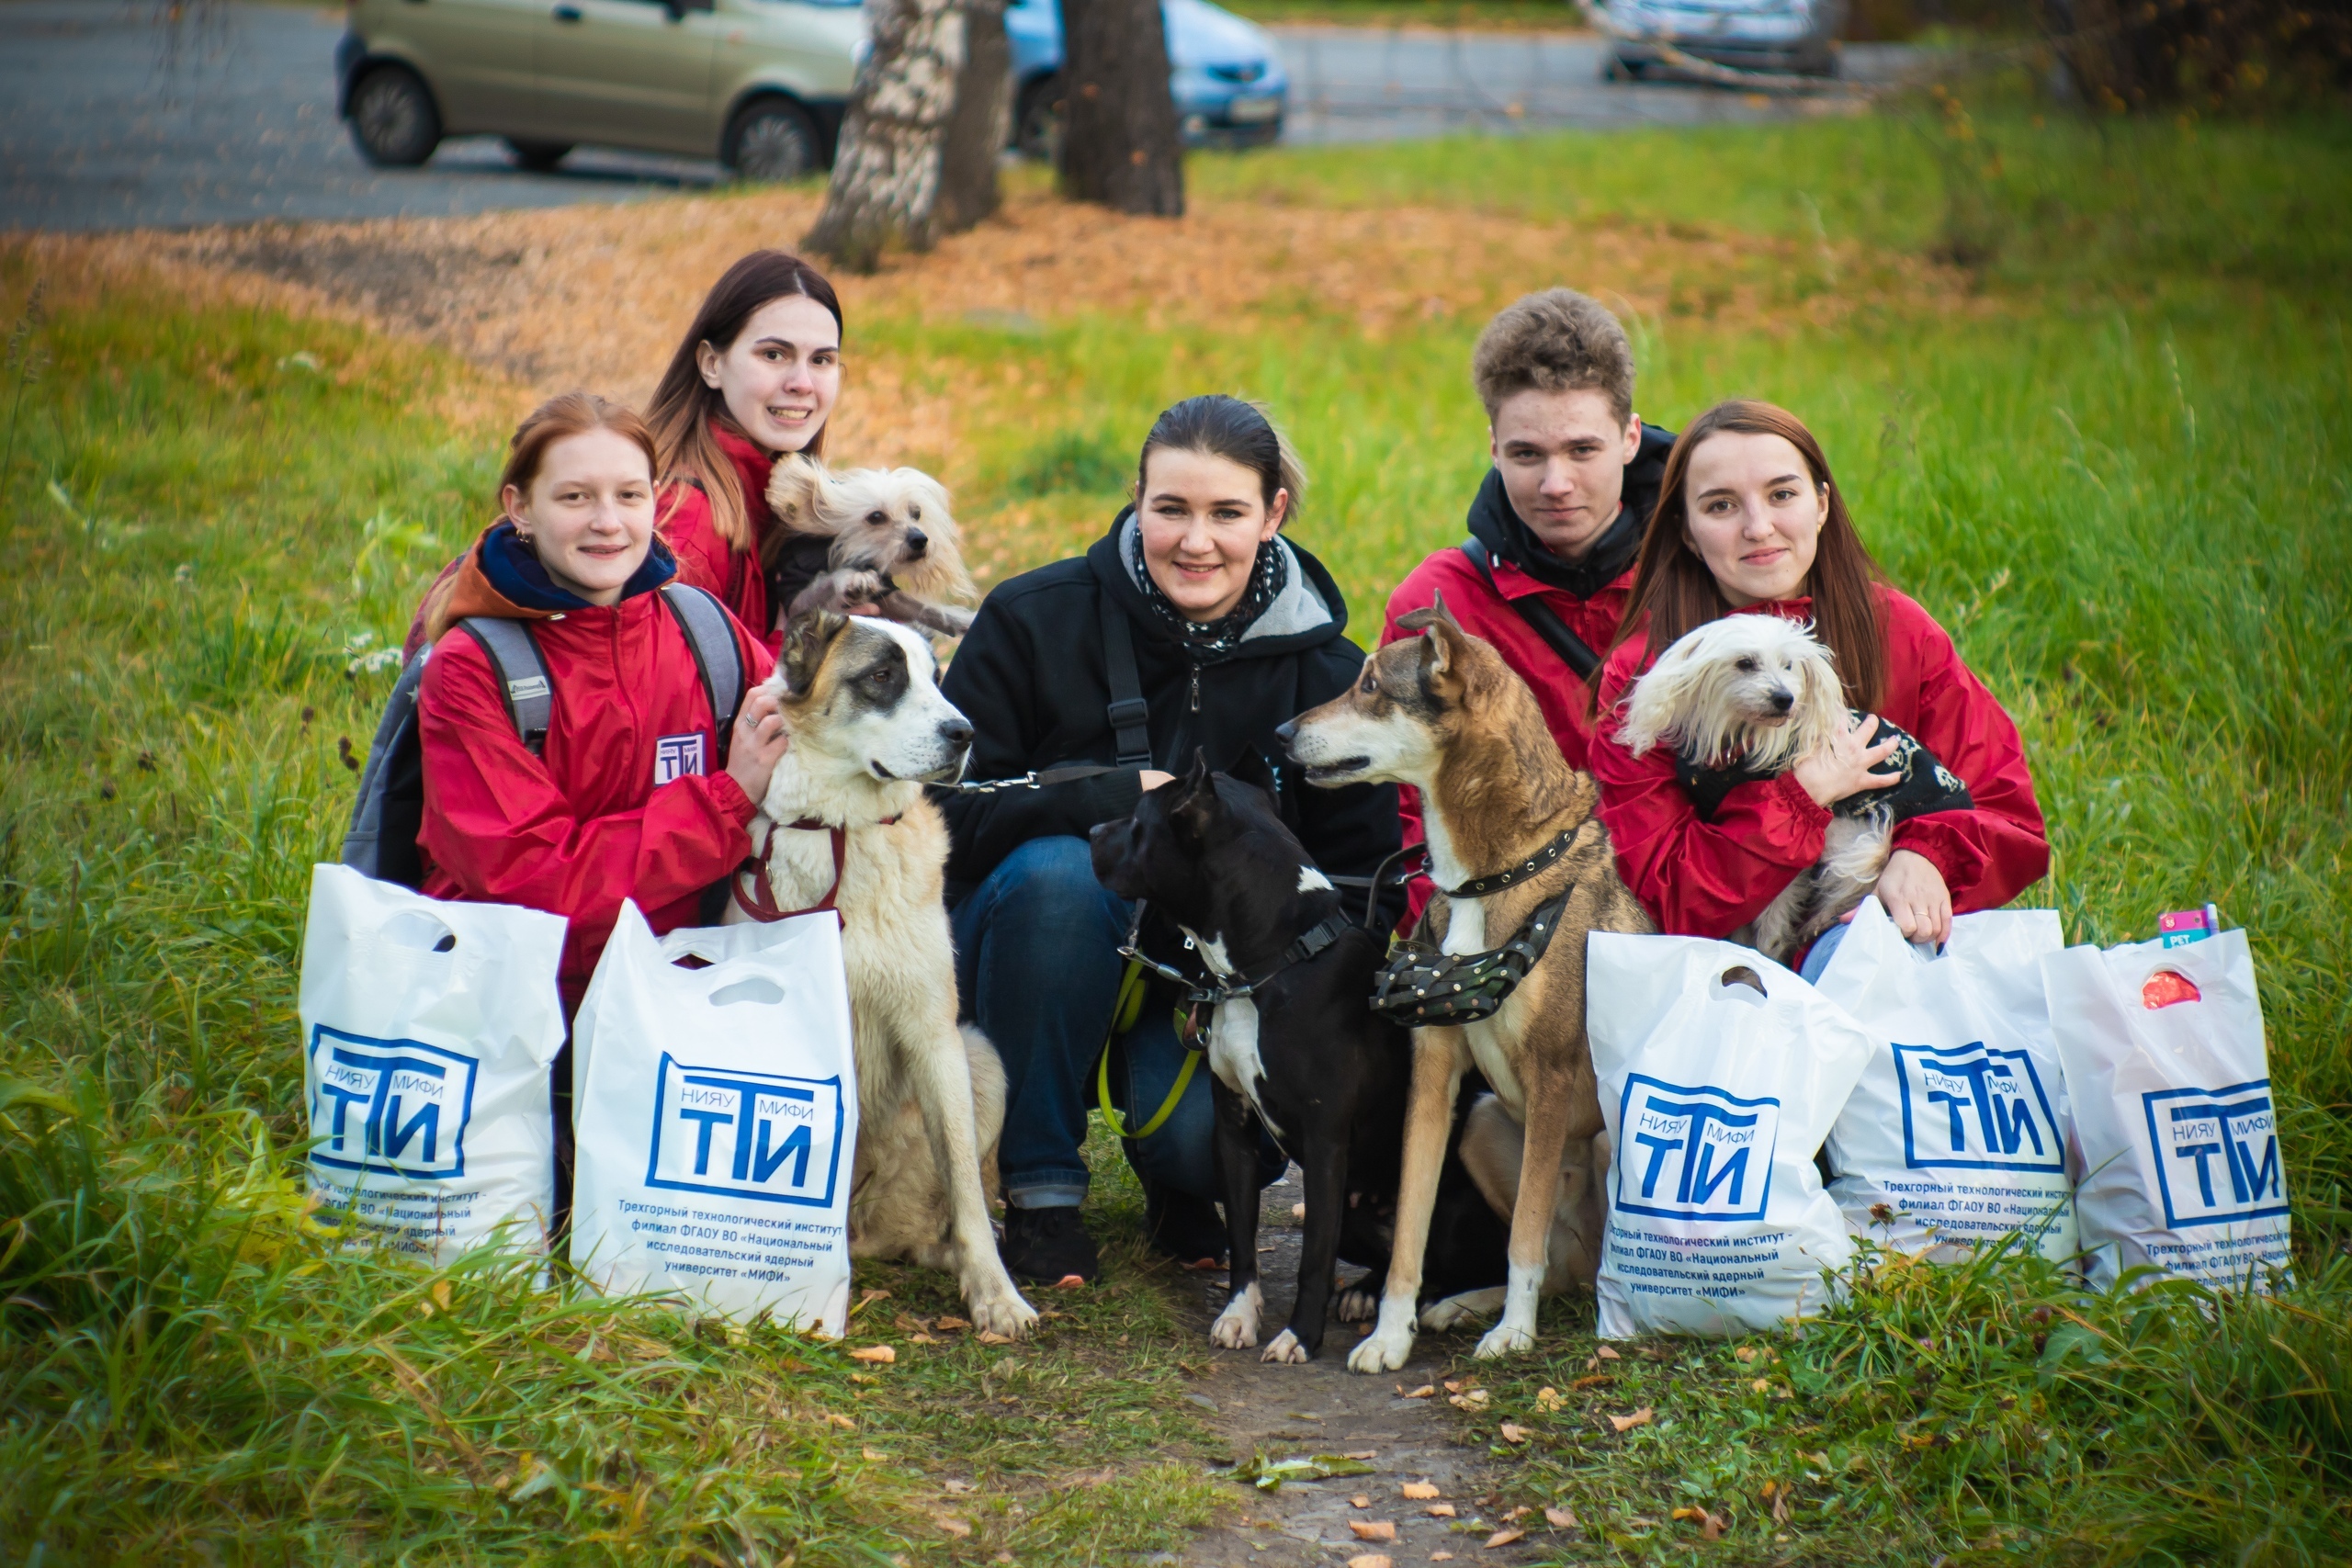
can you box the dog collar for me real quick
[1117,901,1360,1008]
[731,815,905,925]
[1370,883,1574,1025]
[1442,825,1577,899]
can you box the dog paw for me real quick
[967,1286,1039,1341]
[1208,1283,1261,1349]
[1260,1328,1310,1365]
[1419,1286,1507,1331]
[1472,1320,1537,1360]
[1333,1287,1379,1323]
[1347,1323,1415,1374]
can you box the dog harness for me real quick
[1676,715,1973,824]
[1368,827,1581,1026]
[731,815,901,924]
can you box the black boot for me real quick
[1001,1203,1100,1288]
[1145,1182,1228,1270]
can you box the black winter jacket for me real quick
[941,514,1402,901]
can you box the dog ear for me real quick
[1414,613,1475,699]
[1168,750,1218,838]
[1394,592,1462,637]
[767,453,828,535]
[780,610,849,697]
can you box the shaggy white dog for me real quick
[767,455,978,638]
[1618,615,1968,964]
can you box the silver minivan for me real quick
[335,0,864,180]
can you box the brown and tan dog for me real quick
[1280,603,1652,1371]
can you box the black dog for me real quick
[1090,756,1506,1361]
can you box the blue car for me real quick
[1005,0,1289,156]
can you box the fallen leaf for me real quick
[1568,1374,1612,1391]
[1442,1380,1467,1393]
[1403,1385,1436,1400]
[1426,1502,1456,1518]
[1533,1387,1564,1413]
[1751,1377,1771,1393]
[858,1289,891,1304]
[944,1479,974,1493]
[1448,1389,1491,1410]
[1484,1528,1524,1549]
[863,1447,885,1461]
[1431,1554,1454,1562]
[1351,1495,1373,1509]
[1346,1557,1392,1568]
[910,1333,942,1345]
[849,1345,896,1364]
[1735,1345,1758,1362]
[1502,1506,1531,1522]
[934,1315,971,1331]
[1292,1202,1307,1219]
[1498,1423,1529,1444]
[933,1514,970,1538]
[1772,1488,1791,1523]
[976,1330,1014,1345]
[1401,1482,1441,1500]
[892,1313,930,1332]
[1543,1506,1577,1529]
[1345,1450,1378,1461]
[429,1280,453,1312]
[824,1413,856,1429]
[1671,1506,1727,1539]
[1607,1407,1654,1434]
[1351,1519,1397,1542]
[1596,1346,1622,1360]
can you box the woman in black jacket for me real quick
[944,396,1400,1287]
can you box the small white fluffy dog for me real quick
[725,612,1036,1339]
[767,454,979,638]
[1616,615,1970,964]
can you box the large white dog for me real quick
[725,611,1036,1339]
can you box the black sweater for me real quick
[940,516,1401,901]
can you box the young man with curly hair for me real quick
[1378,288,1676,926]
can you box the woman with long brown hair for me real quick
[648,250,845,651]
[1587,399,2047,976]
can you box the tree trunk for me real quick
[935,0,1012,234]
[805,0,1010,269]
[1057,0,1184,218]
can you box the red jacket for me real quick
[661,423,786,654]
[416,526,774,1008]
[1379,544,1635,929]
[1589,587,2048,941]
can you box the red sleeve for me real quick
[662,484,782,657]
[1879,597,2049,912]
[1590,642,1835,938]
[416,634,759,931]
[1379,585,1437,932]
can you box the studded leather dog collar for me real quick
[1441,825,1577,899]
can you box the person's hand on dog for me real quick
[1876,848,1952,945]
[727,686,790,805]
[1793,712,1903,809]
[1138,770,1176,791]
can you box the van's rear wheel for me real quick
[507,139,573,172]
[347,64,441,168]
[724,97,820,182]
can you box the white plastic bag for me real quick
[298,863,569,1263]
[570,902,858,1334]
[2041,929,2290,1291]
[1589,933,1874,1338]
[1814,899,2079,1263]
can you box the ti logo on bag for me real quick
[1893,1041,2066,1173]
[2143,1078,2288,1228]
[1615,1075,1780,1222]
[646,1053,846,1207]
[653,732,707,785]
[309,1026,480,1179]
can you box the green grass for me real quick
[5,97,2350,1563]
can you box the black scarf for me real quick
[1463,466,1645,599]
[1125,511,1289,664]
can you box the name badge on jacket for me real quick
[654,733,707,785]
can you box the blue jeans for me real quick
[953,836,1266,1210]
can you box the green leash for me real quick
[1095,958,1204,1141]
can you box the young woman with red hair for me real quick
[646,250,847,652]
[1587,400,2049,977]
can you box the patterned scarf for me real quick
[1125,515,1290,664]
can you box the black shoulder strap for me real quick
[661,583,745,764]
[458,617,553,756]
[1461,538,1602,683]
[1098,592,1152,769]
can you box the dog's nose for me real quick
[904,528,928,557]
[1770,688,1794,714]
[939,715,974,746]
[1273,718,1298,745]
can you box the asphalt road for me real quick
[2,0,1918,233]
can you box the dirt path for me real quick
[1167,1167,1554,1567]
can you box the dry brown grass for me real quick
[15,180,1985,473]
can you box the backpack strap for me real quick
[1098,592,1152,769]
[458,617,554,755]
[1460,538,1602,683]
[661,582,745,765]
[341,645,434,883]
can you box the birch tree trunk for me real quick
[1057,0,1184,217]
[805,0,1010,269]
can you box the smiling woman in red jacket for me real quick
[415,393,788,1009]
[1589,400,2047,976]
[646,251,845,652]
